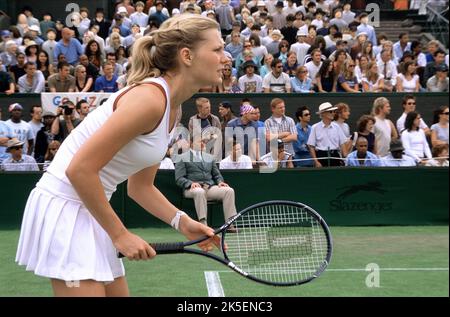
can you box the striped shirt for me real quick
[264,115,297,154]
[1,155,39,171]
[263,72,292,93]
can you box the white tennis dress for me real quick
[16,77,173,282]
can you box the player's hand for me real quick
[113,230,156,260]
[178,216,222,252]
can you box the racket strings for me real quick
[225,204,330,284]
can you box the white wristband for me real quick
[170,210,187,230]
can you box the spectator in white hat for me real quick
[290,28,310,66]
[307,102,348,167]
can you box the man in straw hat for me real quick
[307,102,349,167]
[1,138,39,171]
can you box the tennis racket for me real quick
[119,200,333,286]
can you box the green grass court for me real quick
[1,226,448,297]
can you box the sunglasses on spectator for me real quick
[303,113,311,116]
[443,112,449,115]
[275,65,283,69]
[281,45,289,48]
[298,70,307,73]
[348,64,355,67]
[10,146,22,151]
[407,102,416,105]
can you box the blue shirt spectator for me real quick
[293,122,313,166]
[0,120,12,164]
[54,28,84,66]
[291,76,313,93]
[95,74,118,92]
[346,150,380,167]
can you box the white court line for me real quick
[204,271,225,297]
[213,268,449,273]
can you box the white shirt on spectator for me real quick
[374,117,394,157]
[263,71,291,92]
[377,59,398,86]
[397,73,419,92]
[304,61,323,82]
[401,129,432,162]
[381,153,417,167]
[18,71,46,93]
[5,120,34,154]
[238,74,263,93]
[290,42,310,66]
[396,112,428,134]
[307,121,348,151]
[219,154,253,169]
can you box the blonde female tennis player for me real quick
[16,15,226,296]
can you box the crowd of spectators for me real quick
[0,1,448,95]
[0,1,448,170]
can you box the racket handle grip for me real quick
[117,242,185,258]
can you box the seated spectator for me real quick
[218,61,238,93]
[336,59,360,92]
[219,139,253,169]
[225,31,243,61]
[431,106,449,147]
[36,50,55,81]
[85,39,104,69]
[293,106,313,167]
[238,60,263,93]
[273,40,290,65]
[396,61,420,92]
[377,49,397,92]
[94,62,118,92]
[263,58,292,93]
[174,135,238,229]
[423,49,446,86]
[362,62,384,92]
[130,1,149,27]
[283,51,298,77]
[260,139,294,169]
[218,101,236,136]
[0,70,15,94]
[18,62,46,93]
[425,144,449,167]
[315,59,336,92]
[350,115,378,155]
[8,53,26,84]
[1,138,39,171]
[0,40,18,68]
[401,111,432,164]
[53,28,83,66]
[381,139,416,167]
[259,54,274,79]
[304,48,323,84]
[354,55,370,83]
[78,54,100,81]
[74,65,94,92]
[308,102,348,167]
[42,140,60,171]
[290,65,313,93]
[427,63,449,92]
[47,62,76,92]
[346,136,380,167]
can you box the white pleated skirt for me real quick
[15,173,125,282]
